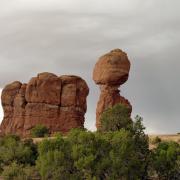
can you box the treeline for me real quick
[0,104,179,180]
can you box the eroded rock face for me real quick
[0,72,89,137]
[93,49,132,129]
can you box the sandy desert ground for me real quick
[149,134,180,149]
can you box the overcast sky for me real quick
[0,0,179,134]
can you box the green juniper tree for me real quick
[99,103,132,132]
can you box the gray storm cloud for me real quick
[0,0,179,133]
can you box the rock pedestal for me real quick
[0,72,89,137]
[93,49,132,129]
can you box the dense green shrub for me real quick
[36,125,149,179]
[36,135,76,180]
[1,130,179,180]
[131,115,150,179]
[151,141,180,179]
[30,124,49,138]
[1,162,25,180]
[2,162,40,180]
[99,103,132,132]
[0,134,38,179]
[0,104,179,179]
[151,136,162,145]
[34,104,149,179]
[0,135,37,166]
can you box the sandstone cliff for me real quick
[0,72,89,137]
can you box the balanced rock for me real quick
[93,49,132,129]
[0,72,89,137]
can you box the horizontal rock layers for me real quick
[93,49,132,129]
[0,72,89,137]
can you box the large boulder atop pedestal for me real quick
[93,49,132,129]
[93,49,130,85]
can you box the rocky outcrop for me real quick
[0,72,89,137]
[93,49,132,129]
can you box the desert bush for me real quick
[36,120,150,180]
[36,135,75,180]
[99,103,132,132]
[131,115,150,179]
[100,105,150,178]
[2,162,39,180]
[1,104,179,179]
[51,132,63,138]
[35,104,149,179]
[151,141,180,179]
[30,124,49,138]
[151,136,162,145]
[0,135,37,166]
[1,162,25,180]
[0,135,38,179]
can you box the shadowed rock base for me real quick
[96,85,132,128]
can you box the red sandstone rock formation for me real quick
[0,72,89,137]
[93,49,132,129]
